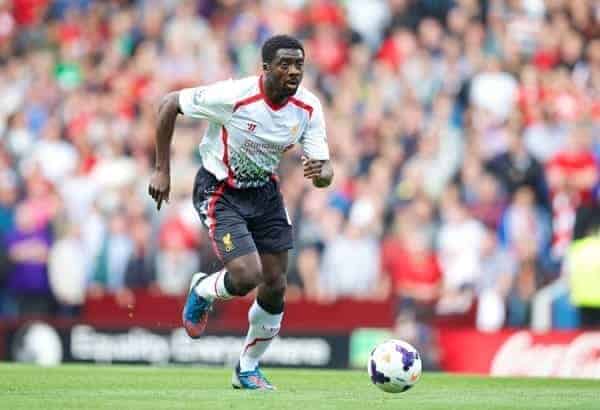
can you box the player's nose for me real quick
[288,65,301,76]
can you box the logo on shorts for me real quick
[223,233,235,252]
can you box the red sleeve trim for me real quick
[233,94,263,112]
[289,97,314,118]
[234,76,314,116]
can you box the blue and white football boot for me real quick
[182,273,213,339]
[231,362,275,390]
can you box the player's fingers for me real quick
[156,195,163,210]
[160,188,171,208]
[304,163,321,172]
[304,165,322,177]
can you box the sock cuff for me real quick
[223,271,240,297]
[194,269,233,301]
[214,270,231,299]
[256,297,284,315]
[249,300,283,327]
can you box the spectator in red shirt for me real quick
[547,123,598,205]
[308,22,348,76]
[12,0,48,27]
[382,212,441,321]
[546,124,598,258]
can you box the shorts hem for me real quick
[255,244,294,254]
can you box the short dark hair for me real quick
[261,35,304,63]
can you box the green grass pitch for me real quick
[1,364,598,410]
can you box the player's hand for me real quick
[302,156,333,188]
[148,169,171,210]
[302,156,324,179]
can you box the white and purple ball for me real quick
[368,339,422,393]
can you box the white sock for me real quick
[194,269,233,301]
[239,300,283,372]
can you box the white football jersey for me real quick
[178,75,329,188]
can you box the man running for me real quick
[148,34,333,390]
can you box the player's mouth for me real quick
[286,79,299,89]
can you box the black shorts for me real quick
[192,167,294,264]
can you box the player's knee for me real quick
[227,258,262,296]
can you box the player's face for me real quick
[267,48,304,97]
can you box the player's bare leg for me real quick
[232,251,288,390]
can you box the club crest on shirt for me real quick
[290,123,299,136]
[223,233,235,252]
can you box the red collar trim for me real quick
[259,75,288,110]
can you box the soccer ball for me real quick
[368,339,422,393]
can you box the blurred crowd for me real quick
[0,0,598,331]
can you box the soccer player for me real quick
[148,35,332,390]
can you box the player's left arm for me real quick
[300,98,333,188]
[302,157,333,188]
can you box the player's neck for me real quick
[260,75,289,108]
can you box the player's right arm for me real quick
[148,91,180,210]
[148,80,236,210]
